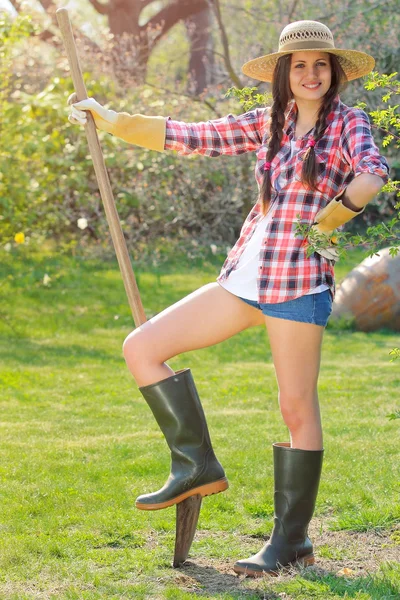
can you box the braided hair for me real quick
[260,53,347,215]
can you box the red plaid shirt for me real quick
[165,96,389,303]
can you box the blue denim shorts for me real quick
[238,290,332,327]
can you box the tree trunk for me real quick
[185,6,213,95]
[103,0,210,86]
[105,0,148,84]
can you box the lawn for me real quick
[0,247,399,599]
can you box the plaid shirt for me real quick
[165,96,389,303]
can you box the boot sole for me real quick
[135,477,229,510]
[233,554,315,578]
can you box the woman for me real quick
[69,20,389,577]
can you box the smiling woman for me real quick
[67,19,389,579]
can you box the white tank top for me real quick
[220,141,329,302]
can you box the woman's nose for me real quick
[305,65,318,78]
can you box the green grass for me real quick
[0,247,399,599]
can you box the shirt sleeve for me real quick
[164,108,270,156]
[341,108,390,183]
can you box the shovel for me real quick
[56,7,202,567]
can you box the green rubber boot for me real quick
[135,369,228,510]
[234,442,323,577]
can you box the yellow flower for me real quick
[14,232,25,244]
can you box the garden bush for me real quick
[1,10,398,266]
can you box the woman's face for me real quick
[289,51,332,105]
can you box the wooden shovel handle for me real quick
[56,7,147,327]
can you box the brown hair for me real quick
[260,53,347,214]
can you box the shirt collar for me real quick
[283,94,341,138]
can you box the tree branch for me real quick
[371,124,400,141]
[139,0,156,9]
[287,0,299,22]
[207,0,242,88]
[37,0,56,11]
[144,79,222,117]
[87,0,111,16]
[322,0,395,31]
[224,2,264,19]
[34,0,101,54]
[8,0,22,11]
[145,0,209,45]
[38,28,61,45]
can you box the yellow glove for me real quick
[310,190,364,261]
[68,95,166,152]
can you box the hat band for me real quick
[279,39,335,52]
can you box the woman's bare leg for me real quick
[264,316,325,450]
[123,283,264,387]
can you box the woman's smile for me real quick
[303,82,322,89]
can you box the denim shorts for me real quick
[238,289,333,327]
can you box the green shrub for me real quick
[1,12,398,262]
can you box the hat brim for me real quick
[241,48,375,82]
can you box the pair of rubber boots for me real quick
[136,368,323,577]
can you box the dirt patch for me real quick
[172,519,400,598]
[308,519,400,573]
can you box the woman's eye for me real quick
[294,62,327,68]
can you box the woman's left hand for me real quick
[308,226,339,261]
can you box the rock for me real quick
[331,247,400,331]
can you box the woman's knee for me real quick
[278,389,318,432]
[123,329,151,374]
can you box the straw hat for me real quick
[242,20,375,82]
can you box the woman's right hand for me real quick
[67,94,118,135]
[67,93,167,152]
